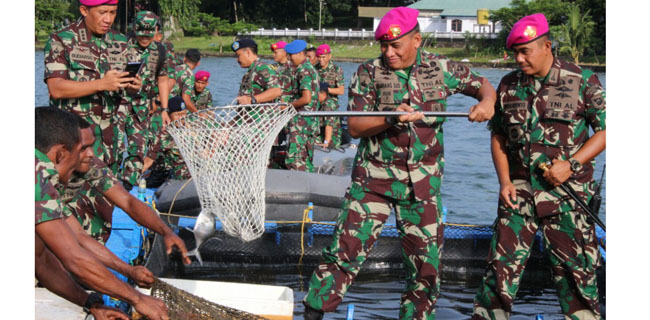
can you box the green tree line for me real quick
[36,0,604,62]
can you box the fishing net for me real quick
[134,278,268,320]
[166,104,296,241]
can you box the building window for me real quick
[452,19,462,32]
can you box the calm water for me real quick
[34,51,606,319]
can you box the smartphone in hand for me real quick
[124,61,143,78]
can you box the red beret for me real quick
[316,44,330,56]
[375,7,419,41]
[506,13,550,49]
[195,70,210,81]
[271,41,287,51]
[79,0,118,6]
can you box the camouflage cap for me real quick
[135,11,158,37]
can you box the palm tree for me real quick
[557,4,595,64]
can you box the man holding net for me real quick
[302,7,496,320]
[232,38,282,105]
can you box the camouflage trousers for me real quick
[64,195,115,244]
[472,179,601,320]
[146,112,164,161]
[285,125,315,172]
[323,116,343,149]
[114,103,147,185]
[304,182,444,319]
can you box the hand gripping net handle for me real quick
[166,104,297,241]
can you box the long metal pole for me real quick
[298,111,470,117]
[539,163,606,231]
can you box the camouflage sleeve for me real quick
[88,157,119,194]
[582,71,606,132]
[298,68,314,92]
[348,63,376,112]
[207,90,213,108]
[259,64,280,89]
[182,71,194,96]
[487,80,507,136]
[43,33,69,82]
[445,60,483,97]
[336,65,345,87]
[35,179,63,225]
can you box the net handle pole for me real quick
[298,111,470,117]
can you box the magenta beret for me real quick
[506,13,550,49]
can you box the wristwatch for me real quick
[83,292,104,313]
[385,116,398,126]
[162,107,169,113]
[250,95,257,104]
[568,157,582,173]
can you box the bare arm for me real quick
[544,130,606,186]
[468,79,497,123]
[64,215,154,287]
[328,86,345,96]
[104,185,191,264]
[182,92,198,113]
[491,132,517,209]
[255,87,282,103]
[36,218,169,319]
[158,75,171,125]
[290,89,312,110]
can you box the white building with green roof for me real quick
[362,0,512,39]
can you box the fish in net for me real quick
[134,278,269,320]
[166,104,297,242]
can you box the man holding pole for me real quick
[302,7,496,320]
[471,13,606,320]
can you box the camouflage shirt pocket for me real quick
[69,47,99,82]
[502,101,528,146]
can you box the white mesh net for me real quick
[166,104,297,241]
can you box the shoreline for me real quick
[34,46,606,72]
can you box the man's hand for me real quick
[127,266,155,288]
[468,98,495,123]
[126,74,143,93]
[101,70,134,91]
[89,305,131,320]
[162,111,171,127]
[236,95,252,105]
[396,104,424,123]
[543,158,572,187]
[499,181,518,210]
[163,231,191,265]
[132,294,169,320]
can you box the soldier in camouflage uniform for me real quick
[44,0,138,176]
[34,107,170,320]
[191,70,214,110]
[231,39,281,105]
[155,99,193,180]
[169,49,202,113]
[154,21,182,73]
[472,14,606,320]
[315,44,345,149]
[268,41,295,168]
[116,11,171,188]
[302,7,496,320]
[284,40,321,172]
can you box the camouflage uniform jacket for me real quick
[169,63,194,99]
[124,38,168,123]
[238,59,280,97]
[35,149,64,225]
[160,131,191,180]
[161,41,181,74]
[44,18,129,165]
[317,62,345,107]
[60,157,120,221]
[191,88,213,110]
[489,58,606,217]
[272,61,296,103]
[350,49,484,202]
[292,60,321,135]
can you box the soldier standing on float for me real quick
[191,70,214,110]
[284,40,321,172]
[44,0,138,176]
[302,7,496,320]
[314,44,345,150]
[117,11,171,189]
[169,49,202,112]
[271,41,295,103]
[471,14,606,320]
[231,39,281,105]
